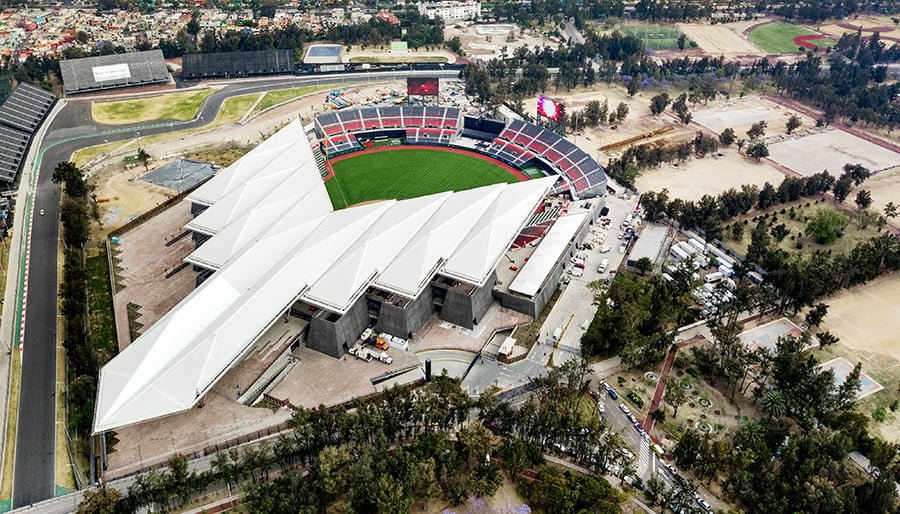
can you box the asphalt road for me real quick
[11,69,460,508]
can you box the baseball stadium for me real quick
[93,81,608,437]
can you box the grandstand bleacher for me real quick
[60,50,169,95]
[182,50,294,80]
[0,83,57,183]
[313,106,606,198]
[0,83,56,133]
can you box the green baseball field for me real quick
[326,149,522,209]
[749,21,835,53]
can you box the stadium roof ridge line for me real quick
[93,123,556,433]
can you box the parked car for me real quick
[619,403,630,414]
[598,258,609,273]
[599,245,612,253]
[597,401,605,413]
[697,498,713,512]
[607,389,619,400]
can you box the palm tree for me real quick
[762,390,788,418]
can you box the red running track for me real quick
[324,145,531,182]
[794,34,836,49]
[643,345,679,433]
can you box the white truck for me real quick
[349,345,393,364]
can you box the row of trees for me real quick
[52,161,98,442]
[81,367,627,513]
[604,131,720,188]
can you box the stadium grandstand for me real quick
[93,119,568,433]
[181,49,295,80]
[59,50,169,95]
[0,83,56,183]
[313,106,607,199]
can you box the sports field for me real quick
[748,21,832,53]
[621,25,684,50]
[326,149,521,209]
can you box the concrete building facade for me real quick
[416,0,481,21]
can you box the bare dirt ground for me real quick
[90,163,175,239]
[816,273,900,442]
[846,165,900,230]
[818,14,900,39]
[445,23,559,60]
[635,148,784,199]
[690,95,817,135]
[768,129,900,177]
[677,21,763,55]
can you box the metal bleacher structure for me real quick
[313,106,607,199]
[181,49,295,80]
[0,83,56,183]
[59,50,169,95]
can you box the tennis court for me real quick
[621,25,684,50]
[739,318,805,353]
[819,357,884,399]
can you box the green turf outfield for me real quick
[327,149,520,209]
[621,25,683,50]
[748,21,828,53]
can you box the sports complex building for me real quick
[94,105,608,435]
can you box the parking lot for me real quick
[541,192,640,366]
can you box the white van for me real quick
[598,258,609,273]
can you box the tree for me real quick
[672,93,691,124]
[855,189,873,210]
[614,102,629,123]
[817,330,839,349]
[747,120,767,140]
[78,487,122,513]
[729,223,744,240]
[833,176,853,204]
[842,163,871,185]
[677,33,687,50]
[719,127,736,146]
[761,390,787,418]
[747,141,769,161]
[137,148,151,172]
[664,376,687,418]
[626,77,639,96]
[771,223,790,243]
[736,138,747,151]
[786,114,802,134]
[806,209,848,244]
[747,219,771,263]
[804,303,829,328]
[649,93,671,116]
[883,201,898,219]
[634,257,653,274]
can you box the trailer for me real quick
[688,239,707,254]
[669,246,690,262]
[349,345,393,364]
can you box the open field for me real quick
[326,149,520,209]
[767,129,900,177]
[748,21,825,53]
[634,148,784,201]
[621,25,684,50]
[443,23,558,60]
[211,93,260,126]
[251,84,341,116]
[850,166,900,230]
[722,201,882,258]
[91,89,215,125]
[690,95,815,134]
[814,274,900,441]
[676,22,761,54]
[819,14,900,40]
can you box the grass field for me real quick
[251,84,341,116]
[211,93,260,126]
[722,201,880,258]
[621,25,684,50]
[92,89,215,125]
[748,21,828,53]
[326,149,519,209]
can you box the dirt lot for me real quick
[816,273,900,441]
[635,148,784,200]
[676,21,763,55]
[818,14,900,40]
[444,23,559,60]
[848,166,900,230]
[690,95,816,135]
[767,129,900,177]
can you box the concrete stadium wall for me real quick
[441,271,497,329]
[307,296,369,358]
[375,287,433,338]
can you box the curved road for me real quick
[11,69,461,508]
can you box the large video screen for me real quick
[537,96,564,122]
[407,77,439,96]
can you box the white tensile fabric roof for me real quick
[509,212,589,298]
[93,120,554,433]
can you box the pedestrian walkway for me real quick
[643,345,678,432]
[635,438,652,477]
